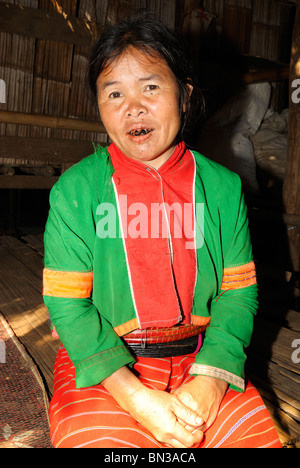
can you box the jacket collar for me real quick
[107,141,187,175]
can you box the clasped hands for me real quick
[102,367,228,449]
[130,375,228,448]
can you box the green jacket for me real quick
[43,146,258,392]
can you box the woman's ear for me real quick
[183,83,194,113]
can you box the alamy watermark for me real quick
[0,339,6,363]
[0,79,6,103]
[291,78,300,104]
[291,339,300,364]
[96,196,205,250]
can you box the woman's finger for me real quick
[173,400,204,428]
[168,423,203,448]
[177,417,205,433]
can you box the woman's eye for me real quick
[146,85,159,92]
[109,92,122,99]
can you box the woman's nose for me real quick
[126,99,147,118]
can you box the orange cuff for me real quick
[43,268,93,298]
[220,261,257,291]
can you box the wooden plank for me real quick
[0,175,58,189]
[250,316,299,375]
[0,2,96,46]
[0,135,96,164]
[283,0,300,273]
[241,67,290,84]
[39,0,77,16]
[247,354,300,402]
[0,110,106,133]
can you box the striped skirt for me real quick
[49,345,282,448]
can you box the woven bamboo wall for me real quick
[0,0,296,171]
[181,0,295,116]
[198,0,295,61]
[0,0,176,172]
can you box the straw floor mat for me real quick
[0,313,53,448]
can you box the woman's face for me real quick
[96,48,184,169]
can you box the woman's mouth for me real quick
[127,127,155,143]
[128,128,154,137]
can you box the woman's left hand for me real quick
[173,375,228,432]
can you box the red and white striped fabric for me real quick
[49,345,282,448]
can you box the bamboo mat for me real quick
[0,235,59,398]
[0,312,53,448]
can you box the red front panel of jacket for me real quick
[108,142,197,329]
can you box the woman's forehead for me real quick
[98,47,172,81]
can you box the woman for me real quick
[43,15,282,448]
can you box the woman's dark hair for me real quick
[89,13,204,143]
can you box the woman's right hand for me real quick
[101,366,203,448]
[126,386,204,448]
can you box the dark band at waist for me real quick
[125,335,201,358]
[123,324,204,345]
[123,325,203,358]
[124,334,200,358]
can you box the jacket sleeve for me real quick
[43,175,135,389]
[190,173,258,392]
